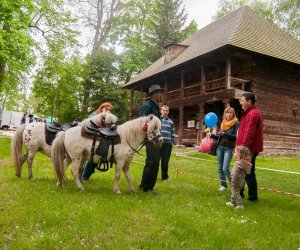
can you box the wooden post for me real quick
[164,77,168,103]
[140,86,144,107]
[130,89,134,119]
[201,65,205,94]
[197,103,205,144]
[178,70,185,144]
[225,54,231,89]
[223,98,230,109]
[180,70,185,98]
[179,105,183,145]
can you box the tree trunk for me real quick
[0,23,11,87]
[81,0,120,116]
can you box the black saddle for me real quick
[45,119,80,145]
[84,120,119,138]
[85,120,119,172]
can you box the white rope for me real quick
[175,153,300,175]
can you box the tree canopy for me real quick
[2,0,298,122]
[214,0,300,40]
[0,0,78,114]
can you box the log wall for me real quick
[253,56,300,156]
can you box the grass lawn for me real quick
[0,137,299,249]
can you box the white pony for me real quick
[11,113,115,179]
[52,115,162,193]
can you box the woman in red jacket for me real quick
[236,93,263,201]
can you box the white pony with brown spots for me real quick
[52,115,162,193]
[11,113,114,179]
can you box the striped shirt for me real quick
[161,117,175,144]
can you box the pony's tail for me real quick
[51,131,66,187]
[11,124,26,177]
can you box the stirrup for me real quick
[96,160,109,172]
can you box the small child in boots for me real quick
[226,146,252,209]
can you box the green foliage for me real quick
[0,0,36,90]
[214,0,248,19]
[30,0,79,49]
[0,138,299,249]
[146,0,198,61]
[1,0,199,120]
[84,50,129,122]
[32,43,84,122]
[214,0,299,40]
[112,0,198,82]
[0,0,79,112]
[274,0,300,40]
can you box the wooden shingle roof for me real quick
[124,6,300,87]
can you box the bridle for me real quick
[126,116,162,155]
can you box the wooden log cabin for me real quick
[123,6,300,156]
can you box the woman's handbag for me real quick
[198,137,220,156]
[198,137,214,153]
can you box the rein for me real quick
[126,132,161,156]
[127,140,146,156]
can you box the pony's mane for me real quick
[117,116,147,143]
[117,116,161,144]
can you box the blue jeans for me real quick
[82,161,97,180]
[216,145,233,188]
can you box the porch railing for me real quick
[166,77,226,101]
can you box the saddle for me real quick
[45,119,80,145]
[82,120,120,172]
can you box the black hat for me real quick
[148,85,164,95]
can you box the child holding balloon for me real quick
[206,107,239,191]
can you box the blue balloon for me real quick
[204,112,218,128]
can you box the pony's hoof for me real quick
[130,188,136,193]
[15,173,21,178]
[113,189,121,194]
[56,182,63,188]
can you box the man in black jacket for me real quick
[139,85,164,193]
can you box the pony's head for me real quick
[93,112,118,127]
[144,115,162,145]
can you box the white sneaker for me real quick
[235,205,244,210]
[219,186,226,191]
[226,202,235,207]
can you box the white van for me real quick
[0,110,24,130]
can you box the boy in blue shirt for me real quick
[160,104,175,181]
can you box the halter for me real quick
[126,115,161,155]
[145,115,162,143]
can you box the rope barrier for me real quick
[175,153,300,175]
[132,160,300,198]
[170,168,300,198]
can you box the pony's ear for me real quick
[149,114,153,120]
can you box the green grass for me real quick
[0,137,299,249]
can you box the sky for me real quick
[182,0,220,28]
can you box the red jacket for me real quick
[236,105,263,153]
